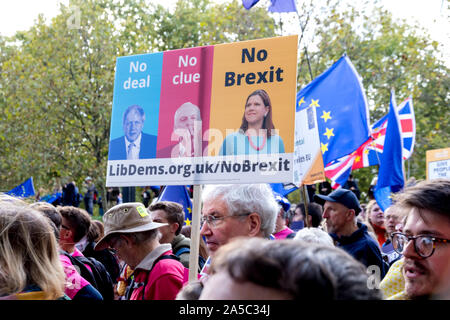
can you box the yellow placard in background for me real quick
[426,147,450,180]
[208,35,298,156]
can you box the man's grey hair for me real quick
[174,102,201,129]
[123,104,145,125]
[294,227,335,247]
[202,184,277,238]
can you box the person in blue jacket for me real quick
[314,188,388,280]
[109,104,157,160]
[219,89,284,156]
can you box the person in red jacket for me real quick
[95,202,185,300]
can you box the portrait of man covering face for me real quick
[171,102,202,157]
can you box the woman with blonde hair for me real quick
[0,201,67,300]
[365,200,387,247]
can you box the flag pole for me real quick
[188,184,202,282]
[301,185,311,228]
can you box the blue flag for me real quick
[269,183,298,197]
[374,91,405,211]
[6,177,36,198]
[268,0,297,12]
[272,191,291,212]
[242,0,260,10]
[158,185,193,226]
[242,0,297,12]
[40,192,63,204]
[296,55,371,167]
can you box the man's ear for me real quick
[346,209,356,221]
[247,213,262,237]
[120,234,133,247]
[170,222,179,234]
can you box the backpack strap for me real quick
[141,254,180,300]
[127,254,180,300]
[174,246,190,257]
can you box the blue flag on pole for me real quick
[242,0,260,10]
[158,185,193,226]
[296,55,371,167]
[374,91,405,211]
[242,0,297,12]
[6,177,36,198]
[269,183,298,197]
[268,0,297,12]
[324,97,415,189]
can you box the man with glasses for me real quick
[381,206,407,266]
[199,184,278,275]
[390,178,450,300]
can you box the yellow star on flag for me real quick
[364,149,369,155]
[309,99,320,107]
[323,127,334,140]
[298,97,305,107]
[355,155,361,163]
[187,207,192,213]
[320,111,332,122]
[184,218,191,226]
[321,143,328,153]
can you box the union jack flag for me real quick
[325,97,415,188]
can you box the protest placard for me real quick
[426,147,450,180]
[106,35,298,187]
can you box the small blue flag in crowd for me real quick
[242,0,297,12]
[269,183,298,197]
[6,177,36,198]
[157,185,193,226]
[325,97,415,188]
[296,55,371,167]
[272,191,291,212]
[40,192,63,204]
[374,91,405,211]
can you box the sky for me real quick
[0,0,448,63]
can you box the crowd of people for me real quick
[0,178,449,301]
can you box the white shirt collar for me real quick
[125,133,142,159]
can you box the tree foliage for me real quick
[0,0,448,204]
[0,0,276,194]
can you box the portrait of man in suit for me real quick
[108,104,157,160]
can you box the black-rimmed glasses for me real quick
[392,232,450,258]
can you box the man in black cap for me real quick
[314,189,387,280]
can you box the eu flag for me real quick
[374,91,405,211]
[6,177,36,198]
[242,0,297,12]
[157,185,193,226]
[268,0,297,12]
[242,0,260,10]
[296,55,371,167]
[324,97,415,189]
